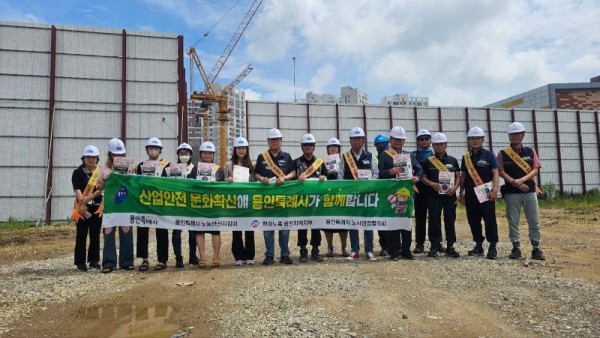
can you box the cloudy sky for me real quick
[2,0,599,106]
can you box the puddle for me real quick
[82,304,179,337]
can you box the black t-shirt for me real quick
[71,165,102,205]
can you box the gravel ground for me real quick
[1,228,599,337]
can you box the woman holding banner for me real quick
[226,137,256,266]
[96,138,135,273]
[196,141,225,268]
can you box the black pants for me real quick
[297,229,322,248]
[155,228,169,263]
[414,188,428,245]
[465,194,498,244]
[74,209,101,266]
[386,229,412,257]
[188,230,198,257]
[231,231,255,261]
[377,230,388,250]
[428,195,457,246]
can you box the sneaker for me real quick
[235,260,244,266]
[487,245,497,260]
[326,247,334,257]
[346,252,359,260]
[77,265,88,272]
[366,252,377,261]
[189,256,199,265]
[509,248,522,259]
[413,244,425,254]
[531,248,546,260]
[391,255,399,261]
[468,245,484,256]
[400,251,416,260]
[299,248,308,263]
[89,262,101,269]
[379,249,389,257]
[280,256,293,265]
[175,256,184,268]
[262,256,275,266]
[445,247,461,258]
[438,243,447,253]
[246,260,254,265]
[427,249,438,258]
[342,249,351,257]
[311,249,324,262]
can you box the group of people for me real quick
[71,121,545,273]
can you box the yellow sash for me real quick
[503,147,541,193]
[428,156,449,172]
[302,158,325,177]
[343,151,359,180]
[384,149,398,157]
[70,167,100,222]
[464,152,484,186]
[261,151,285,179]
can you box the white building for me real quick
[306,91,337,104]
[381,93,429,107]
[340,86,369,104]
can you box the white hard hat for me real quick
[507,122,526,134]
[267,128,283,139]
[416,129,431,138]
[146,137,163,148]
[467,126,485,138]
[349,127,365,138]
[234,137,249,147]
[431,132,448,144]
[176,143,193,154]
[327,137,341,147]
[390,126,407,139]
[107,138,126,154]
[301,133,316,144]
[82,145,100,157]
[199,141,216,153]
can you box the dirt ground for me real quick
[1,205,599,337]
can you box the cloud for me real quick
[309,64,335,94]
[0,4,45,23]
[241,88,261,101]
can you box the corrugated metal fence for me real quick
[245,102,600,195]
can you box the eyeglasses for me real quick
[418,137,431,141]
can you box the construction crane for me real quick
[189,0,263,169]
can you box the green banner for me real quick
[102,173,414,231]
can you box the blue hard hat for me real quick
[374,134,389,144]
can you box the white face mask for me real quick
[148,149,160,158]
[179,155,190,163]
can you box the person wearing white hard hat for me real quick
[378,126,423,261]
[255,128,296,265]
[294,133,327,263]
[168,142,199,267]
[323,137,350,258]
[412,129,437,254]
[342,127,379,261]
[71,145,103,271]
[226,137,257,266]
[95,138,134,273]
[420,133,461,258]
[497,122,545,260]
[459,126,500,260]
[135,137,171,272]
[196,141,225,268]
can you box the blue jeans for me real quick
[349,230,374,253]
[102,226,134,269]
[263,230,290,258]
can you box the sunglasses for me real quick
[418,137,431,141]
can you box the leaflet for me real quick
[474,181,501,203]
[166,163,187,179]
[357,169,372,180]
[113,157,134,174]
[141,160,163,177]
[324,154,340,174]
[197,162,216,181]
[233,165,250,182]
[438,171,454,195]
[393,153,413,180]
